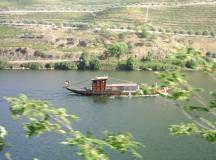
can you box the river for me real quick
[0,70,215,160]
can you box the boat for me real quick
[64,76,140,96]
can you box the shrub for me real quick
[118,33,126,39]
[202,31,209,36]
[77,51,91,70]
[206,51,216,58]
[127,42,134,50]
[171,59,186,67]
[142,51,153,61]
[140,28,149,38]
[187,31,193,35]
[126,57,136,70]
[0,60,8,69]
[45,63,54,69]
[185,59,197,69]
[34,51,47,58]
[116,61,127,70]
[165,29,171,33]
[158,28,164,33]
[21,62,43,70]
[54,62,77,70]
[195,31,201,35]
[210,32,215,37]
[89,57,101,70]
[107,42,129,58]
[139,62,177,71]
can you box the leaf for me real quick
[201,129,216,143]
[184,105,209,112]
[170,123,199,136]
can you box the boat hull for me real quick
[65,87,137,96]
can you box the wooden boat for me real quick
[64,76,140,96]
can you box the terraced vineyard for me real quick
[1,3,215,32]
[0,0,216,64]
[94,4,216,32]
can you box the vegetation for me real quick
[54,62,77,70]
[2,94,143,160]
[0,60,8,69]
[0,126,7,151]
[157,70,216,143]
[77,51,101,70]
[21,62,43,70]
[107,42,129,58]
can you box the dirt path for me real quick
[127,1,216,8]
[8,59,76,64]
[0,10,96,14]
[0,1,215,14]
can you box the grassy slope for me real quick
[0,0,215,63]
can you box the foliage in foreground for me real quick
[4,94,143,160]
[157,71,216,143]
[0,126,7,151]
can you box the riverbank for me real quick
[0,58,215,72]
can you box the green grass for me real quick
[0,40,52,51]
[0,26,31,38]
[94,5,216,32]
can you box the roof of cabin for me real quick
[91,76,108,81]
[106,83,138,87]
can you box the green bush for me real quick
[89,57,101,70]
[139,62,178,71]
[21,62,43,70]
[206,51,216,58]
[140,28,149,38]
[195,31,201,35]
[0,60,8,69]
[142,51,153,62]
[107,42,129,58]
[77,51,91,70]
[185,59,197,69]
[126,57,136,70]
[54,62,77,70]
[210,32,215,37]
[45,63,54,69]
[202,31,209,36]
[171,59,186,67]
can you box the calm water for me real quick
[0,70,215,160]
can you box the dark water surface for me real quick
[0,70,215,160]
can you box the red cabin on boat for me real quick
[65,76,139,96]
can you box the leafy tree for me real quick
[107,43,129,58]
[21,62,43,70]
[126,57,136,70]
[157,70,216,143]
[54,62,77,70]
[0,60,8,70]
[185,59,197,69]
[144,51,153,61]
[89,57,101,70]
[140,28,149,38]
[0,126,7,151]
[4,95,143,160]
[77,51,91,70]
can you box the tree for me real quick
[126,57,136,70]
[107,43,129,58]
[0,60,8,70]
[140,28,149,38]
[89,57,101,70]
[3,95,143,160]
[0,126,7,151]
[77,51,91,70]
[157,69,216,143]
[185,59,197,69]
